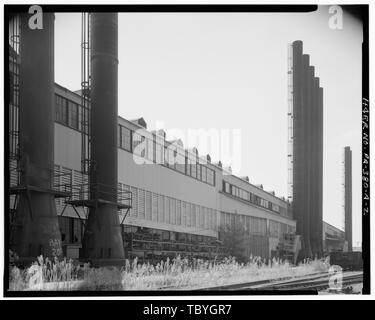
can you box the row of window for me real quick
[54,96,215,188]
[269,220,296,238]
[119,183,218,232]
[118,124,216,186]
[55,95,80,130]
[220,211,295,237]
[53,165,295,237]
[222,181,286,215]
[220,211,268,236]
[123,225,217,244]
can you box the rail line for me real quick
[196,271,363,292]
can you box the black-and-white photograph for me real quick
[3,2,370,299]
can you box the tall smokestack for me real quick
[344,146,353,252]
[81,13,124,263]
[310,76,323,258]
[291,41,323,260]
[317,84,324,256]
[13,13,62,260]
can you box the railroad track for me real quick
[197,271,363,292]
[254,272,363,291]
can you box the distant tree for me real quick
[218,224,249,263]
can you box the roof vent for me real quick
[157,129,166,138]
[213,160,222,168]
[130,117,147,129]
[187,147,198,156]
[151,129,166,139]
[168,139,183,148]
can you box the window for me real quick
[207,168,215,185]
[164,146,170,167]
[133,133,146,157]
[200,207,205,228]
[181,202,186,226]
[158,195,164,223]
[197,164,201,180]
[117,125,121,147]
[201,165,207,182]
[186,156,190,175]
[191,204,196,227]
[186,203,191,227]
[176,200,181,225]
[130,187,138,217]
[155,143,163,164]
[170,199,176,225]
[145,191,152,219]
[68,101,79,129]
[138,189,145,219]
[121,126,132,151]
[268,201,273,210]
[165,197,170,224]
[243,190,250,201]
[174,150,185,173]
[191,160,197,178]
[55,95,67,125]
[147,137,154,162]
[152,193,158,221]
[223,181,231,193]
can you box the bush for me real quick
[9,254,331,291]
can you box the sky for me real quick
[54,6,363,245]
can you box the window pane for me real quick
[117,125,121,147]
[121,127,132,151]
[147,138,154,162]
[155,143,163,164]
[197,164,201,180]
[68,101,79,129]
[55,95,67,125]
[191,162,197,178]
[201,166,207,182]
[207,169,214,185]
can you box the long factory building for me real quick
[9,78,296,261]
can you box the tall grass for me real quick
[9,254,330,291]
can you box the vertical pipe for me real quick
[14,13,62,260]
[302,54,313,259]
[292,41,306,258]
[310,75,320,257]
[81,13,124,262]
[317,86,324,255]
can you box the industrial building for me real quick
[9,13,347,266]
[323,222,346,253]
[8,13,297,263]
[288,40,324,259]
[9,79,298,261]
[10,80,298,261]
